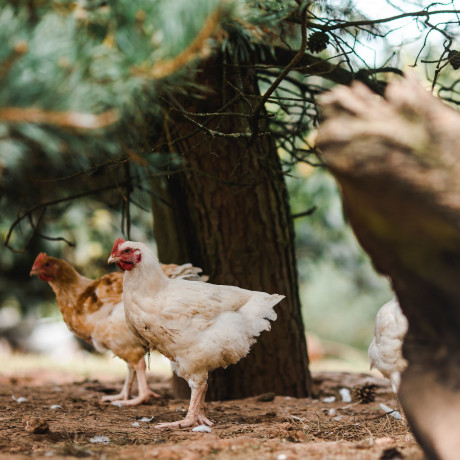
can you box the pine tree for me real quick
[1,0,458,402]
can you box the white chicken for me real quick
[30,253,207,406]
[108,238,284,429]
[368,298,408,394]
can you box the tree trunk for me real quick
[151,53,311,400]
[317,73,460,460]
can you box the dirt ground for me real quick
[0,370,424,460]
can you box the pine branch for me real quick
[250,6,308,139]
[0,107,119,129]
[139,7,223,80]
[181,113,271,138]
[292,206,317,219]
[253,45,389,95]
[287,8,460,32]
[323,9,460,32]
[5,182,130,252]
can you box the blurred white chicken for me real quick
[108,238,284,429]
[368,298,408,393]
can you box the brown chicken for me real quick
[30,253,207,405]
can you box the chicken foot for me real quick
[104,360,160,406]
[155,381,212,429]
[101,364,135,402]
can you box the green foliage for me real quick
[0,0,230,168]
[0,0,234,256]
[0,0,301,253]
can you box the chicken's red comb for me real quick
[32,252,48,268]
[112,238,126,255]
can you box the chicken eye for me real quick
[45,262,50,267]
[124,249,130,254]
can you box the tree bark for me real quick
[317,73,460,460]
[151,53,311,400]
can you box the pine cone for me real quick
[307,32,329,53]
[352,383,377,404]
[448,50,460,70]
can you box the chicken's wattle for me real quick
[116,261,134,271]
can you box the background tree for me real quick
[1,0,459,408]
[151,54,310,398]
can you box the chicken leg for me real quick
[102,359,160,406]
[155,381,212,429]
[101,364,135,402]
[111,359,160,406]
[197,383,212,426]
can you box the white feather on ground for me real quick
[109,239,284,429]
[368,298,408,394]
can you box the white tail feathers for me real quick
[162,263,209,282]
[181,292,284,376]
[240,293,283,336]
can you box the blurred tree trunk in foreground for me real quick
[317,73,460,460]
[151,55,312,400]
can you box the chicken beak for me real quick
[107,255,118,264]
[30,268,39,276]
